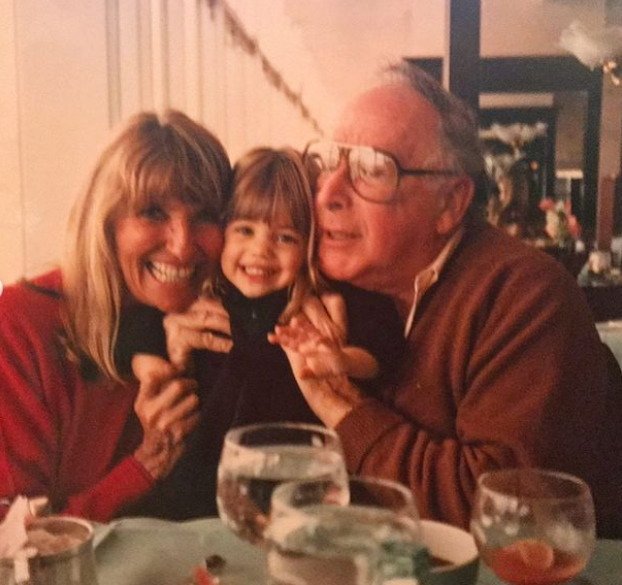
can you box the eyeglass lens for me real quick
[307,142,397,202]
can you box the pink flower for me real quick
[539,198,556,212]
[568,215,581,239]
[542,199,582,243]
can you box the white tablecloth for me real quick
[94,518,265,585]
[93,517,622,585]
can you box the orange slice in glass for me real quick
[504,538,555,571]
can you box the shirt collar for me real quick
[403,227,464,337]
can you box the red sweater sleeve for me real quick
[61,457,154,521]
[0,278,154,522]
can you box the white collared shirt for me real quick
[403,228,464,338]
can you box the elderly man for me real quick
[275,62,622,537]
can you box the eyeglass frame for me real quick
[303,140,462,204]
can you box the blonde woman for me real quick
[0,110,232,522]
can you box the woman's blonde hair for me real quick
[62,110,231,381]
[219,147,322,323]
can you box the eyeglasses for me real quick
[303,140,461,204]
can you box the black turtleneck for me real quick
[123,280,405,521]
[125,282,320,520]
[223,281,289,341]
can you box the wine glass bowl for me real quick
[266,476,427,585]
[216,422,347,546]
[470,468,596,585]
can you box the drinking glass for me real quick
[216,422,348,546]
[470,468,596,585]
[265,476,429,585]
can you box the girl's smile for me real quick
[221,217,304,298]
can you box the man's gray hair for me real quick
[382,61,489,214]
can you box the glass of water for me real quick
[266,476,429,585]
[216,422,348,546]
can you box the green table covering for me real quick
[93,517,622,585]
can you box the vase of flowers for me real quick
[539,198,582,247]
[538,198,586,277]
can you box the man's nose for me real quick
[167,218,195,259]
[315,160,351,211]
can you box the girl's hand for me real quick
[163,297,233,370]
[133,360,200,479]
[278,333,363,428]
[269,313,369,428]
[269,316,347,379]
[132,354,181,381]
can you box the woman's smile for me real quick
[146,261,196,283]
[115,199,224,312]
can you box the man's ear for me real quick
[436,176,474,235]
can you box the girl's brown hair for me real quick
[219,147,322,323]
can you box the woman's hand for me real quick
[163,297,233,371]
[132,358,200,480]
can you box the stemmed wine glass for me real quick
[265,476,428,585]
[216,422,348,546]
[470,468,596,585]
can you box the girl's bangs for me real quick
[230,179,311,237]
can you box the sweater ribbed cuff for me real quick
[335,398,405,472]
[64,456,155,523]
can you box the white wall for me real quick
[1,1,111,283]
[0,0,24,282]
[0,0,330,285]
[406,0,607,58]
[0,0,615,286]
[481,0,606,56]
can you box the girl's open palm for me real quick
[270,316,347,379]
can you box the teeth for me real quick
[244,266,274,276]
[326,230,355,240]
[149,262,195,283]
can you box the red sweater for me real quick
[0,271,154,522]
[336,222,622,537]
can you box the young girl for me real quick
[124,147,404,518]
[204,146,386,382]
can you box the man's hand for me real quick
[163,297,232,371]
[300,292,347,346]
